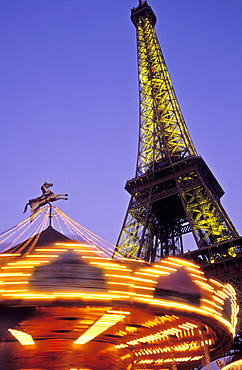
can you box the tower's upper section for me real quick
[131,1,156,27]
[131,1,197,176]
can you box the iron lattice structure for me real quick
[113,1,238,263]
[132,3,197,175]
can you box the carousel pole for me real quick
[48,203,52,227]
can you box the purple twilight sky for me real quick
[0,0,242,251]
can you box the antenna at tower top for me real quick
[138,0,142,4]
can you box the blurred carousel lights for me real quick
[8,328,35,346]
[0,220,238,369]
[0,210,239,369]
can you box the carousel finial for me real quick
[23,183,68,217]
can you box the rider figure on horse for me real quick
[41,182,54,199]
[23,183,68,216]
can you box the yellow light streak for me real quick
[7,261,45,265]
[186,267,204,275]
[154,265,177,272]
[133,285,155,291]
[74,246,105,253]
[107,310,130,315]
[115,344,128,348]
[165,328,181,335]
[191,356,203,361]
[135,341,201,358]
[0,254,21,257]
[2,293,25,297]
[135,296,235,333]
[119,258,144,263]
[107,281,132,286]
[138,268,171,275]
[26,254,58,258]
[89,262,127,268]
[105,274,156,283]
[216,290,229,299]
[0,281,29,285]
[0,273,31,277]
[178,324,194,330]
[209,278,224,287]
[35,248,68,252]
[190,274,207,281]
[55,242,95,247]
[184,322,198,328]
[23,295,54,299]
[108,290,132,296]
[104,267,133,272]
[143,298,212,316]
[109,290,151,298]
[8,329,35,345]
[73,249,96,253]
[134,271,166,278]
[0,289,28,293]
[51,292,128,300]
[225,284,236,294]
[194,280,214,292]
[81,256,111,260]
[213,296,224,304]
[2,266,35,269]
[161,260,184,268]
[168,258,199,268]
[4,292,53,298]
[201,298,223,310]
[74,313,126,344]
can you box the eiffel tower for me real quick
[113,0,239,262]
[113,0,242,339]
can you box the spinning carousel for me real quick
[0,187,239,370]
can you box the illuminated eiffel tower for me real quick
[113,1,239,263]
[114,0,242,342]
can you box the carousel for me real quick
[0,186,239,370]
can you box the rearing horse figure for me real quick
[23,182,68,216]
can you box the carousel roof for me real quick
[3,226,71,255]
[0,205,116,258]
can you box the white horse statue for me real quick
[23,182,68,216]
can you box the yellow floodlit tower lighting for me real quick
[113,1,238,263]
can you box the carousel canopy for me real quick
[0,207,239,370]
[0,206,116,258]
